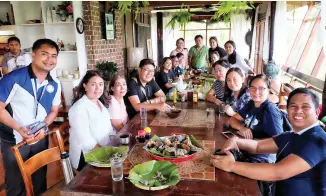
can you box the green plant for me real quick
[166,6,193,31]
[118,1,149,19]
[96,61,118,81]
[211,1,254,23]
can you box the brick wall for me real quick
[82,1,125,74]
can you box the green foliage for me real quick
[118,1,149,19]
[211,1,254,23]
[96,61,118,81]
[165,6,193,30]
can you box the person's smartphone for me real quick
[221,131,236,139]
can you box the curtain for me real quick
[162,13,180,57]
[230,14,251,60]
[273,1,287,66]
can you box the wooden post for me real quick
[319,74,326,120]
[157,12,163,66]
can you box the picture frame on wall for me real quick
[105,12,115,40]
[76,17,85,34]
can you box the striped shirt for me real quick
[212,80,224,101]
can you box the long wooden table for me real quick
[61,102,260,196]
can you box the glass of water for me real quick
[219,103,226,115]
[111,157,123,181]
[140,107,147,120]
[206,108,215,128]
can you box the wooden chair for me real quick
[11,129,66,196]
[279,83,293,110]
[57,120,70,152]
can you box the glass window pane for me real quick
[184,21,206,30]
[207,30,230,47]
[300,27,323,75]
[184,30,206,49]
[287,5,320,69]
[316,58,326,81]
[207,21,230,29]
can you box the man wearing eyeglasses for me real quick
[211,88,326,196]
[0,39,61,195]
[125,58,171,119]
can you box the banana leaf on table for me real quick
[128,160,180,190]
[84,146,128,167]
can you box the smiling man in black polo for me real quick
[125,59,171,119]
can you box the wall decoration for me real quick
[105,12,115,40]
[76,17,84,34]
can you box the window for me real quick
[163,16,231,57]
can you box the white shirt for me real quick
[68,95,115,169]
[107,96,128,132]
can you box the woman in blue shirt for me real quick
[223,67,251,116]
[229,74,284,163]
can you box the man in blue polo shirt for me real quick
[0,39,61,195]
[211,88,326,196]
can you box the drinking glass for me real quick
[140,107,147,120]
[206,108,215,128]
[110,157,123,181]
[219,103,226,115]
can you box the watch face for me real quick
[76,17,85,34]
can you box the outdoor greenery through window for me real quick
[163,17,231,56]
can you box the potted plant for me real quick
[166,6,193,30]
[211,1,254,23]
[96,61,118,82]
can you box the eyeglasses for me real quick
[142,68,155,74]
[249,87,267,92]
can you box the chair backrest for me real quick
[11,129,65,196]
[57,120,70,152]
[279,83,293,110]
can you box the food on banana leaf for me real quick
[144,134,202,158]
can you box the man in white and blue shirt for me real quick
[0,39,61,196]
[212,88,326,196]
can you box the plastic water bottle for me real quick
[61,152,74,184]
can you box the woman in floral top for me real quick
[223,67,251,116]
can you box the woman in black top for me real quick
[155,57,174,94]
[209,36,227,64]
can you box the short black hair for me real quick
[287,88,320,110]
[176,38,184,45]
[224,40,236,49]
[213,59,229,69]
[8,36,20,44]
[170,55,178,59]
[176,52,184,58]
[32,39,59,54]
[195,35,203,40]
[248,74,271,88]
[139,58,155,68]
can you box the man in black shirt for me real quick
[125,59,171,119]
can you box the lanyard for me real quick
[33,78,47,119]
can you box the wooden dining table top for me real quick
[61,101,260,196]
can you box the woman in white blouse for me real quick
[69,70,115,170]
[104,75,129,131]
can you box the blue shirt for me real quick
[171,66,183,78]
[0,65,61,143]
[273,125,326,196]
[238,99,284,163]
[224,88,251,112]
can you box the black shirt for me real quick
[155,71,174,94]
[125,76,161,119]
[208,46,227,63]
